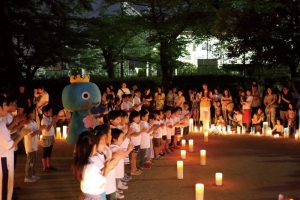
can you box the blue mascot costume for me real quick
[62,75,101,145]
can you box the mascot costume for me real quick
[62,75,101,145]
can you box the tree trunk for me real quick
[102,49,115,78]
[289,64,298,78]
[107,66,115,79]
[160,41,172,90]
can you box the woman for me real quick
[199,83,212,126]
[278,86,293,127]
[251,108,265,132]
[221,88,233,124]
[264,86,277,128]
[102,86,115,105]
[211,86,222,122]
[141,88,153,111]
[241,89,253,132]
[174,89,185,109]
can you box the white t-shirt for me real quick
[81,153,106,195]
[133,96,142,111]
[121,101,132,113]
[160,119,166,136]
[234,113,243,126]
[129,122,141,146]
[153,120,162,138]
[179,109,189,127]
[110,144,124,178]
[172,116,180,136]
[165,117,174,139]
[1,113,17,151]
[41,115,54,136]
[140,121,151,149]
[24,121,39,154]
[117,88,130,99]
[0,120,14,157]
[243,96,253,109]
[104,146,116,195]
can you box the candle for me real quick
[181,139,186,147]
[262,122,268,136]
[215,172,223,186]
[195,183,204,200]
[256,132,260,135]
[56,127,61,139]
[204,132,208,142]
[189,139,194,152]
[237,126,241,134]
[222,126,226,134]
[39,134,42,140]
[63,125,67,139]
[274,134,279,138]
[242,126,246,134]
[295,131,299,140]
[180,127,184,136]
[200,127,203,133]
[177,161,183,179]
[189,118,194,132]
[250,126,254,135]
[284,127,289,138]
[194,126,198,132]
[200,150,206,165]
[181,150,186,159]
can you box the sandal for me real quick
[130,170,142,176]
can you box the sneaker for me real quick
[159,151,165,156]
[140,164,151,169]
[48,166,57,171]
[32,175,41,180]
[24,178,37,183]
[120,181,127,186]
[115,193,124,199]
[117,184,128,190]
[130,169,142,176]
[121,176,130,182]
[154,155,163,160]
[124,174,132,180]
[145,161,154,165]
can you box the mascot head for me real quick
[62,75,101,111]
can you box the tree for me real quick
[214,0,300,78]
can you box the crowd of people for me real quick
[0,79,299,200]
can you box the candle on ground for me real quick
[177,161,183,179]
[181,150,186,159]
[204,132,208,142]
[215,172,223,186]
[189,139,194,152]
[237,126,241,134]
[63,125,67,139]
[189,118,194,132]
[181,139,186,147]
[200,150,206,165]
[195,183,204,200]
[56,127,61,139]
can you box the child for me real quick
[121,94,135,114]
[216,115,226,127]
[128,111,144,175]
[106,94,115,112]
[158,110,167,156]
[73,130,116,200]
[152,110,164,159]
[145,113,156,164]
[139,109,152,169]
[165,107,173,154]
[114,97,121,111]
[155,93,164,110]
[172,107,182,149]
[166,88,175,107]
[110,128,134,199]
[41,105,57,172]
[179,102,192,141]
[214,101,222,124]
[288,103,296,134]
[272,118,284,136]
[24,107,45,182]
[228,107,242,130]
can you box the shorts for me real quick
[153,138,162,147]
[42,135,55,147]
[162,135,167,140]
[183,126,189,135]
[131,145,140,153]
[174,127,181,135]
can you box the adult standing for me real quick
[116,82,130,100]
[241,89,253,132]
[141,88,153,111]
[16,83,31,114]
[221,88,233,124]
[211,86,222,122]
[101,86,115,105]
[199,83,212,124]
[35,85,49,128]
[278,86,293,127]
[251,85,262,116]
[264,87,278,128]
[174,89,185,109]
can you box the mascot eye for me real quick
[81,92,90,100]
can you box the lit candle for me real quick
[39,134,42,141]
[215,172,223,186]
[194,126,198,132]
[200,127,203,133]
[56,127,61,139]
[177,161,183,179]
[200,150,206,165]
[204,132,208,142]
[284,127,289,138]
[189,139,194,152]
[237,126,241,134]
[222,126,226,134]
[180,127,184,136]
[195,183,204,200]
[262,122,268,136]
[181,139,186,147]
[256,132,260,135]
[63,125,67,139]
[242,126,246,134]
[250,126,254,135]
[189,118,194,132]
[295,131,299,140]
[181,150,186,159]
[274,134,279,138]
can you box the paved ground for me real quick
[13,132,300,200]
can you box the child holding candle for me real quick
[272,118,284,136]
[228,107,242,131]
[41,105,57,172]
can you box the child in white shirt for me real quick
[165,107,174,153]
[41,105,57,172]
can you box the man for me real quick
[16,84,31,114]
[0,95,29,200]
[35,85,49,128]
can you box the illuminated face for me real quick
[267,88,272,94]
[114,133,125,146]
[97,135,107,153]
[0,102,8,117]
[110,117,121,127]
[246,90,251,96]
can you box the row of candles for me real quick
[56,126,67,139]
[188,119,300,140]
[176,140,221,200]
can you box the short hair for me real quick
[94,124,110,136]
[148,113,156,120]
[122,94,128,99]
[176,106,182,111]
[139,109,148,118]
[6,96,16,106]
[276,118,283,125]
[36,84,44,90]
[111,128,124,143]
[127,94,133,98]
[107,110,121,121]
[134,89,140,93]
[42,105,52,113]
[115,96,120,102]
[119,110,128,118]
[171,108,177,114]
[164,106,172,112]
[183,101,189,105]
[129,110,140,123]
[0,95,7,108]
